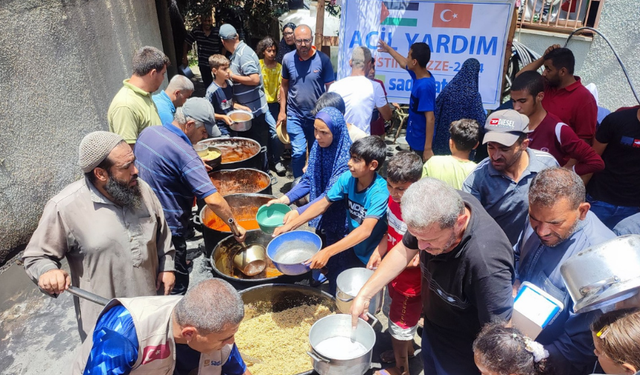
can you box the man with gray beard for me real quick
[513,167,614,375]
[23,131,175,341]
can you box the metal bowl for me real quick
[228,109,254,132]
[267,231,322,276]
[560,234,640,313]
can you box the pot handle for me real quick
[193,214,203,226]
[307,350,331,363]
[365,312,379,327]
[579,276,620,297]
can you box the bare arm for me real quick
[351,241,419,326]
[204,192,247,242]
[272,197,331,236]
[378,104,393,122]
[230,72,260,86]
[278,78,290,125]
[516,44,561,77]
[378,39,407,68]
[308,218,381,269]
[423,111,435,161]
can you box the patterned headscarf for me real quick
[306,107,352,232]
[433,58,486,155]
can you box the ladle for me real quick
[228,218,267,276]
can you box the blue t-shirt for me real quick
[83,305,247,375]
[326,171,389,263]
[152,91,176,126]
[205,80,234,136]
[406,68,436,151]
[282,50,335,121]
[135,123,217,237]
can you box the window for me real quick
[517,0,605,34]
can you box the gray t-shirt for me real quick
[229,41,268,116]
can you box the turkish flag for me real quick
[432,3,473,28]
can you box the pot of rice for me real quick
[236,284,337,375]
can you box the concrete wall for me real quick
[515,2,639,111]
[0,0,164,263]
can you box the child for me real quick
[274,136,389,294]
[257,36,286,175]
[378,39,436,161]
[367,151,423,375]
[204,54,251,137]
[473,321,549,375]
[422,119,479,189]
[591,308,640,374]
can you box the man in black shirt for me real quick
[351,177,514,374]
[183,13,222,88]
[587,106,640,228]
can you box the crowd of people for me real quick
[18,8,640,375]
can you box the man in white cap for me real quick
[462,109,558,245]
[23,131,175,341]
[329,46,392,134]
[135,98,247,295]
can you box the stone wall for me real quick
[0,0,164,263]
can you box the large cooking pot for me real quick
[212,230,309,289]
[197,193,274,258]
[198,137,262,170]
[560,234,640,313]
[308,314,377,375]
[208,168,272,196]
[336,268,383,315]
[240,284,337,375]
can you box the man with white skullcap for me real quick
[23,131,175,341]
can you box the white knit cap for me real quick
[79,131,124,173]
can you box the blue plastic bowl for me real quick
[267,231,322,275]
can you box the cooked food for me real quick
[236,304,333,375]
[230,112,252,122]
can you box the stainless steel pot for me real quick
[228,110,253,132]
[308,314,377,375]
[335,268,383,315]
[560,234,640,313]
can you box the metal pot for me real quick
[198,137,262,170]
[208,168,272,196]
[196,193,274,258]
[336,268,383,315]
[228,110,254,132]
[211,230,308,289]
[308,314,377,375]
[560,234,640,313]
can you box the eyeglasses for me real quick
[294,38,312,45]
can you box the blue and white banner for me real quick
[338,0,515,109]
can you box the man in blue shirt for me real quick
[152,74,194,125]
[514,167,615,375]
[74,279,250,375]
[278,24,335,177]
[136,98,246,295]
[463,110,558,245]
[378,39,436,161]
[274,136,389,294]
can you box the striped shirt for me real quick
[229,41,268,115]
[135,123,217,237]
[185,25,222,67]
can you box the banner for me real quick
[338,0,515,109]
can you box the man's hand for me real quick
[221,115,233,126]
[544,44,562,56]
[157,271,175,295]
[306,249,332,269]
[367,251,383,270]
[236,104,252,113]
[277,113,287,127]
[422,148,434,162]
[408,253,420,268]
[377,39,392,54]
[38,269,71,295]
[233,224,247,243]
[350,294,371,329]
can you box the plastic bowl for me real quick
[256,203,291,234]
[266,231,322,275]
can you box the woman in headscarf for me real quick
[432,58,486,156]
[275,22,297,64]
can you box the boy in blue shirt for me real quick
[378,39,436,161]
[274,136,389,294]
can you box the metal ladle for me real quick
[227,218,267,277]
